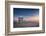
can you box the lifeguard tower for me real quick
[18,16,23,24]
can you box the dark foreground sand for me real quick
[13,22,39,28]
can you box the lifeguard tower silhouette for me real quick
[18,16,23,24]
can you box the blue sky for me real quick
[13,8,39,17]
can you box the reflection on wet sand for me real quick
[13,16,39,28]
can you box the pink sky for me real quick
[14,16,39,23]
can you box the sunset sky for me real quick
[13,8,39,22]
[13,8,39,17]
